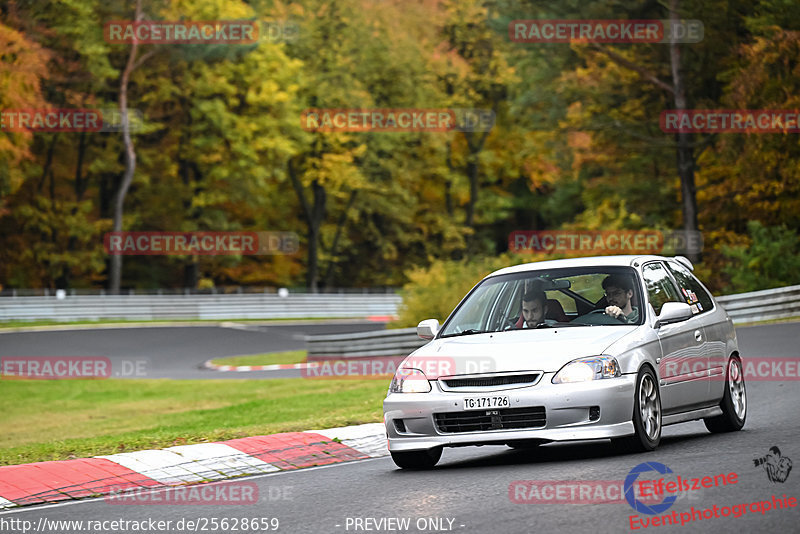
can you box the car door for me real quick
[641,261,709,414]
[664,260,724,403]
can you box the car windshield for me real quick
[439,266,644,337]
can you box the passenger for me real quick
[521,288,555,328]
[602,274,639,324]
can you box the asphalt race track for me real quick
[1,322,799,533]
[0,322,385,379]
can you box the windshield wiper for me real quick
[442,329,486,338]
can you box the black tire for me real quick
[390,447,442,469]
[704,356,746,433]
[612,366,662,453]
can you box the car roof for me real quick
[486,255,678,279]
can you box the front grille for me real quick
[434,407,546,433]
[441,373,540,388]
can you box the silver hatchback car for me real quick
[383,255,746,469]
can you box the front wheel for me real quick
[612,366,661,453]
[390,447,442,469]
[704,356,746,433]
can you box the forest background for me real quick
[1,0,799,305]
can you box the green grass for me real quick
[210,350,308,367]
[0,377,388,466]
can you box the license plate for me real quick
[463,396,509,410]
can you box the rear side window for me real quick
[642,262,683,315]
[665,262,714,314]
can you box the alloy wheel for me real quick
[639,373,660,440]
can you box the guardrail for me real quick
[1,284,797,327]
[305,328,426,358]
[305,285,800,360]
[715,284,800,325]
[0,293,401,321]
[0,287,398,297]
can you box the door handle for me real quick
[694,330,702,342]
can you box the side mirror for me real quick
[656,302,693,327]
[417,319,440,340]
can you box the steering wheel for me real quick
[587,308,626,322]
[502,316,519,331]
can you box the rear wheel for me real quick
[612,366,661,453]
[704,356,746,433]
[390,447,442,469]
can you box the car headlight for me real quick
[552,356,621,384]
[389,368,432,393]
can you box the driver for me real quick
[521,288,555,328]
[602,274,639,324]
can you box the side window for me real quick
[665,262,714,314]
[504,280,527,322]
[451,282,504,331]
[488,280,520,329]
[642,262,683,315]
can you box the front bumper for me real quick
[383,372,636,452]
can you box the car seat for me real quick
[514,299,569,327]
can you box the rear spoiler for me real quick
[674,255,694,271]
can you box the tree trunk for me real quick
[445,142,454,215]
[590,1,700,261]
[307,180,326,292]
[74,130,88,201]
[463,131,489,230]
[323,189,358,289]
[178,118,199,289]
[288,158,327,292]
[669,0,699,262]
[109,0,145,293]
[465,157,478,228]
[184,262,198,289]
[36,133,58,194]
